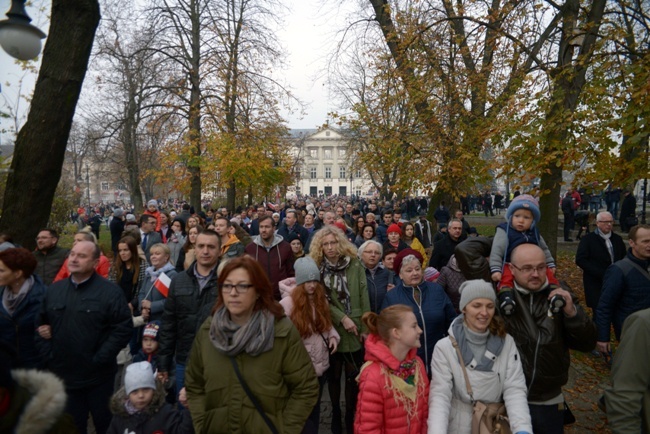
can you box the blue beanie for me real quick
[506,194,541,224]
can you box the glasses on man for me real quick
[221,283,254,294]
[511,264,547,274]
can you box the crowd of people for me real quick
[1,191,648,434]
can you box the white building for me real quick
[290,127,374,198]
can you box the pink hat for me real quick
[424,267,440,282]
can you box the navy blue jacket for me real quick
[597,250,650,341]
[0,275,47,369]
[381,281,456,373]
[364,266,394,313]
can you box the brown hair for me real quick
[629,224,650,241]
[183,225,204,253]
[115,236,141,285]
[0,247,37,277]
[362,304,414,344]
[289,282,333,339]
[488,315,507,337]
[212,256,284,319]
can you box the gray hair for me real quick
[400,254,422,273]
[357,240,383,259]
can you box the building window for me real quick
[310,186,317,196]
[325,166,331,179]
[309,148,318,159]
[355,170,362,178]
[339,148,346,157]
[310,167,317,179]
[339,167,346,178]
[101,182,109,191]
[324,149,332,159]
[215,171,221,180]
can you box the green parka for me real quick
[323,257,371,353]
[185,315,318,434]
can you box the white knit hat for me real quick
[124,361,156,395]
[459,280,496,311]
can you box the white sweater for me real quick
[427,324,532,434]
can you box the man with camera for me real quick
[502,244,597,433]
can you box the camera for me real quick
[549,294,566,314]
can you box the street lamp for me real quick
[0,0,46,60]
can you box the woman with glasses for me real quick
[309,226,370,434]
[185,256,318,433]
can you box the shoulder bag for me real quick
[449,336,512,434]
[229,356,279,434]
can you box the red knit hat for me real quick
[387,223,402,235]
[393,248,424,275]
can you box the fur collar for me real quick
[12,369,67,434]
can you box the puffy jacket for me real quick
[185,316,319,434]
[245,235,295,299]
[381,281,456,374]
[158,263,219,371]
[454,236,496,281]
[428,317,532,434]
[505,283,596,401]
[278,278,340,377]
[355,334,429,434]
[436,256,466,313]
[596,250,650,341]
[107,384,193,434]
[0,275,47,368]
[37,273,133,389]
[33,246,69,286]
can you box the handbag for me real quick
[229,357,279,434]
[449,336,512,434]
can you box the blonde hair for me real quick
[362,304,413,344]
[308,226,358,265]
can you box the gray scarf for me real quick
[209,306,275,357]
[2,276,33,315]
[321,256,352,314]
[451,315,505,372]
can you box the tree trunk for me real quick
[0,0,100,250]
[227,179,236,212]
[188,0,202,212]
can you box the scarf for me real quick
[321,256,352,315]
[209,306,275,357]
[363,262,384,277]
[2,276,33,315]
[124,399,141,415]
[146,263,175,283]
[451,315,505,372]
[597,228,615,263]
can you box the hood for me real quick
[278,277,296,299]
[364,333,418,371]
[10,369,68,434]
[252,233,284,248]
[447,255,460,272]
[109,383,167,417]
[222,234,241,249]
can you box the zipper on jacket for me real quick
[411,286,428,373]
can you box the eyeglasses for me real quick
[597,220,614,225]
[221,283,254,294]
[511,264,547,274]
[322,241,339,248]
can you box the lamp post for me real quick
[0,0,46,60]
[86,165,91,213]
[349,170,353,198]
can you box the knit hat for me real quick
[126,213,136,223]
[124,361,156,395]
[424,267,440,282]
[294,257,320,286]
[393,248,424,275]
[147,199,158,208]
[142,321,160,341]
[506,194,540,225]
[286,232,302,245]
[387,223,402,235]
[459,279,496,311]
[113,208,124,218]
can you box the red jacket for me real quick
[355,334,429,434]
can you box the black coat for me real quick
[158,263,219,371]
[575,231,626,308]
[37,273,133,389]
[620,194,636,220]
[429,234,465,270]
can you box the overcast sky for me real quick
[0,0,359,141]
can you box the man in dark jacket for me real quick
[575,211,626,324]
[619,189,637,232]
[276,209,309,246]
[36,241,132,434]
[561,191,575,241]
[375,209,393,244]
[157,230,220,394]
[33,228,69,286]
[429,219,466,269]
[505,244,596,433]
[109,208,125,256]
[245,215,294,299]
[596,224,650,353]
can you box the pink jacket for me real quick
[279,278,340,377]
[355,334,429,434]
